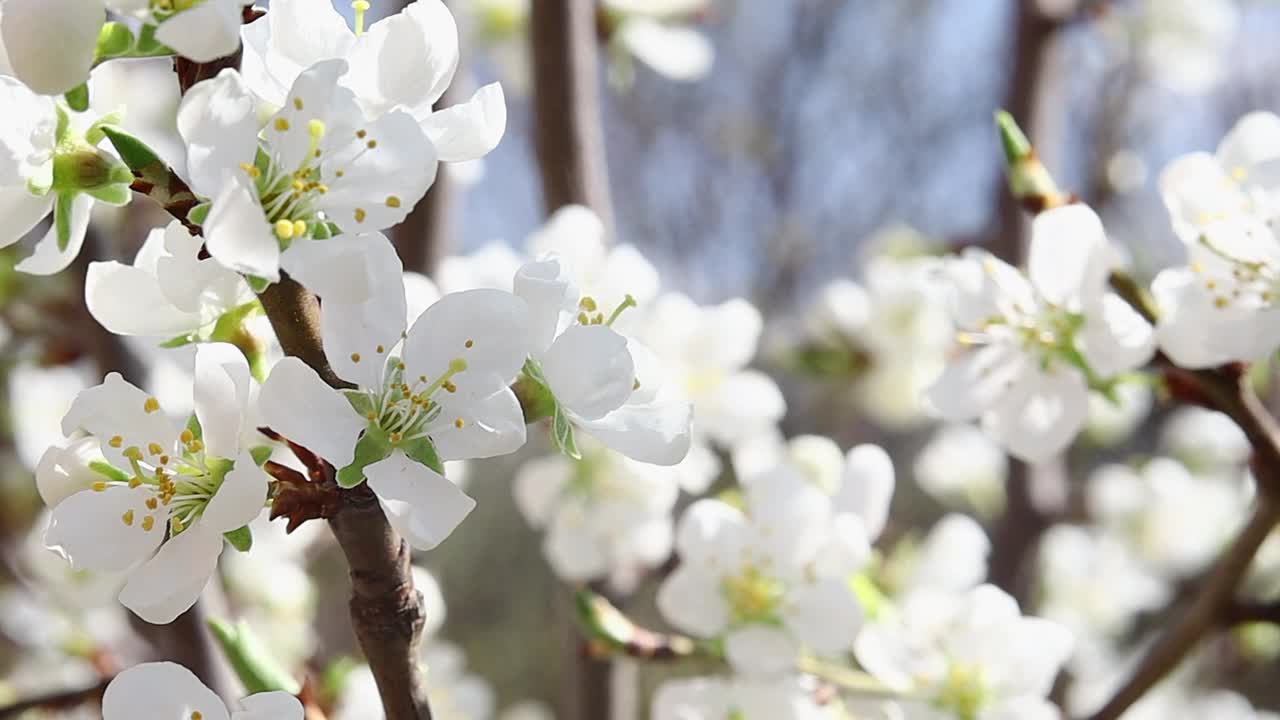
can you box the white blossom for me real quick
[176,61,434,283]
[927,204,1154,462]
[241,0,506,163]
[259,235,528,550]
[652,675,840,720]
[43,343,268,623]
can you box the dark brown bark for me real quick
[530,0,614,225]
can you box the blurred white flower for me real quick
[1160,406,1250,475]
[1084,381,1152,447]
[913,424,1007,519]
[657,468,870,677]
[10,361,94,470]
[652,675,839,720]
[856,584,1072,720]
[1087,458,1248,578]
[927,205,1154,462]
[514,443,678,591]
[1131,0,1238,94]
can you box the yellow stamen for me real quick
[121,510,134,526]
[92,481,107,492]
[354,208,367,223]
[386,195,401,208]
[144,397,161,413]
[353,0,371,36]
[351,352,362,363]
[292,219,307,238]
[275,219,296,240]
[274,117,290,132]
[141,516,155,532]
[109,435,123,448]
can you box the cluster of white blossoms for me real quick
[6,0,1280,718]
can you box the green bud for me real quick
[993,109,1070,213]
[52,148,133,193]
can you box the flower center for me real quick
[932,663,987,720]
[353,345,475,446]
[721,564,785,625]
[91,406,232,536]
[1191,228,1280,311]
[573,293,636,327]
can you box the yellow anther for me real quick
[593,312,604,324]
[109,435,123,448]
[92,481,107,492]
[356,129,368,139]
[123,446,143,461]
[464,339,474,348]
[274,117,290,132]
[291,179,306,192]
[308,119,326,139]
[316,184,328,194]
[389,432,403,443]
[171,516,184,533]
[335,169,345,178]
[448,357,468,373]
[351,352,362,363]
[146,497,158,510]
[159,455,169,465]
[1215,297,1230,308]
[192,711,204,720]
[366,411,376,420]
[580,297,598,312]
[633,378,641,390]
[444,381,457,393]
[141,516,155,531]
[180,429,194,444]
[129,477,141,489]
[292,219,307,237]
[238,161,261,179]
[454,418,464,429]
[366,139,377,149]
[148,442,163,456]
[188,439,204,453]
[577,311,589,325]
[376,344,385,353]
[293,97,304,110]
[144,397,161,413]
[386,195,401,208]
[275,219,296,240]
[121,510,134,526]
[354,208,367,223]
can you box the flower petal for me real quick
[542,325,634,421]
[176,68,259,199]
[616,18,713,82]
[402,288,530,400]
[315,234,408,391]
[204,177,281,281]
[234,691,304,720]
[266,0,354,79]
[318,109,437,233]
[781,578,862,657]
[985,365,1089,463]
[16,193,92,276]
[724,626,799,677]
[0,187,52,248]
[421,82,507,162]
[656,564,730,637]
[344,0,458,117]
[279,232,384,306]
[579,398,692,466]
[155,0,244,63]
[86,261,203,336]
[1028,203,1110,308]
[119,525,222,624]
[1080,292,1155,378]
[926,343,1026,421]
[831,444,895,539]
[200,453,268,534]
[103,662,230,720]
[45,486,163,572]
[61,372,180,469]
[0,0,103,95]
[364,449,475,550]
[514,258,576,356]
[194,342,252,460]
[430,387,527,461]
[35,437,103,507]
[259,357,365,468]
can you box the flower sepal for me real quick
[207,617,301,695]
[223,524,253,552]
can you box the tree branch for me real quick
[0,678,110,719]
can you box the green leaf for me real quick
[64,83,90,113]
[187,201,211,226]
[401,435,443,475]
[186,413,203,441]
[53,193,74,251]
[159,333,196,348]
[223,525,253,552]
[343,390,375,419]
[98,125,163,173]
[133,24,172,57]
[94,22,136,61]
[246,274,271,293]
[552,406,581,460]
[206,618,300,695]
[249,445,273,466]
[336,426,392,488]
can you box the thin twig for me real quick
[0,678,111,719]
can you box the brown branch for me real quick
[0,678,110,719]
[1224,600,1280,627]
[1085,499,1280,720]
[257,278,434,720]
[530,0,614,223]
